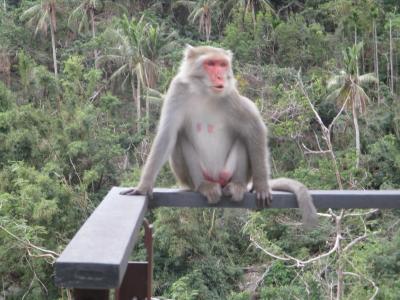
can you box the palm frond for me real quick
[109,63,128,82]
[20,4,41,21]
[327,73,346,89]
[135,63,146,85]
[36,12,49,36]
[97,54,124,66]
[326,87,341,103]
[145,87,164,103]
[353,85,370,114]
[120,73,130,90]
[337,86,352,109]
[189,8,204,22]
[327,84,352,111]
[259,0,276,14]
[68,5,89,33]
[173,1,196,10]
[358,73,378,84]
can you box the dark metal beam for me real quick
[144,188,400,209]
[55,188,147,289]
[55,187,400,292]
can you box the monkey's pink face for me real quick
[203,58,229,94]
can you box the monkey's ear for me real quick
[184,44,197,60]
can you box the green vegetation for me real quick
[0,0,400,299]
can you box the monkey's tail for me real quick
[270,178,318,228]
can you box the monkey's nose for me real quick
[213,76,224,86]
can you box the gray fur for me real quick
[122,46,317,227]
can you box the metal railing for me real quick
[54,187,400,300]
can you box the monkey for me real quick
[122,45,317,227]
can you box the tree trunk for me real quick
[353,103,360,169]
[327,137,343,189]
[50,15,58,79]
[389,18,394,93]
[130,78,140,132]
[90,8,98,68]
[335,213,344,300]
[373,19,380,103]
[146,89,150,136]
[354,26,359,77]
[136,76,141,132]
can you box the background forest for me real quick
[1,0,400,299]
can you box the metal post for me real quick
[115,219,153,300]
[144,219,153,299]
[74,289,109,300]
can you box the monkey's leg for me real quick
[171,137,222,204]
[222,140,249,202]
[170,139,194,189]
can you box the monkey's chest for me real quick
[188,119,232,169]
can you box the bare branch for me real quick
[317,212,334,218]
[297,71,326,131]
[254,264,274,290]
[343,234,368,252]
[344,263,379,299]
[0,224,59,263]
[314,130,324,152]
[250,237,291,262]
[296,71,343,188]
[302,143,331,155]
[343,209,379,218]
[327,91,350,132]
[69,156,82,185]
[250,227,342,267]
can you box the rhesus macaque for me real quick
[122,45,317,227]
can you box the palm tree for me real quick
[238,0,274,26]
[98,15,150,131]
[21,0,59,79]
[99,15,175,133]
[177,0,218,41]
[385,13,400,94]
[141,24,176,134]
[372,12,380,103]
[327,43,377,168]
[68,0,101,65]
[68,0,126,67]
[222,0,274,28]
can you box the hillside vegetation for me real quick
[0,1,400,299]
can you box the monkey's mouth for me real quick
[212,85,224,92]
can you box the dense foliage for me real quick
[1,0,400,299]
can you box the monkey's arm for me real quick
[237,97,271,207]
[238,101,317,225]
[246,119,271,207]
[122,81,186,196]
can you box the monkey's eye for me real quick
[220,62,228,68]
[206,60,215,67]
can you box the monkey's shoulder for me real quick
[233,95,262,117]
[170,76,191,92]
[164,76,191,101]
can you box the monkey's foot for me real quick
[222,182,247,202]
[198,181,222,204]
[120,186,153,199]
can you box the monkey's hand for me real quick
[198,181,222,204]
[252,181,272,209]
[222,182,247,202]
[120,184,154,199]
